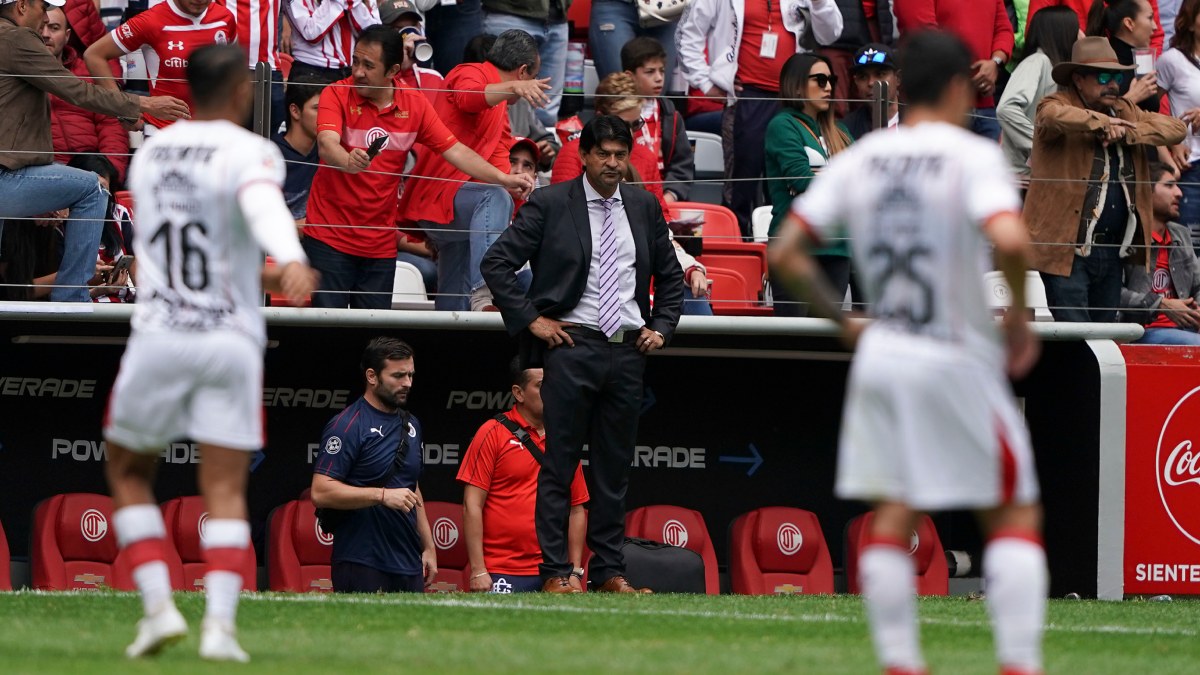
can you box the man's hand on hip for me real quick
[530,317,576,348]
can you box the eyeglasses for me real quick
[627,117,646,131]
[808,74,837,89]
[1094,71,1126,85]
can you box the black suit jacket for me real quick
[481,176,685,343]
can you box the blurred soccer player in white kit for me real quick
[771,31,1047,675]
[101,44,318,662]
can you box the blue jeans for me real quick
[1135,327,1200,346]
[685,110,722,135]
[681,286,713,315]
[483,12,567,126]
[1179,161,1200,256]
[303,237,396,309]
[588,0,678,83]
[0,163,107,302]
[422,182,514,311]
[424,0,483,77]
[1040,251,1123,323]
[396,251,438,296]
[970,107,1001,142]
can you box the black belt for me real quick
[564,325,641,344]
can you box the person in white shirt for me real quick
[102,44,317,664]
[771,30,1046,675]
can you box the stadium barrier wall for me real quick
[0,305,1162,597]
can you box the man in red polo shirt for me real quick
[399,29,550,311]
[457,358,588,593]
[303,25,533,309]
[84,0,237,131]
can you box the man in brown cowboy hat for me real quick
[1025,36,1185,322]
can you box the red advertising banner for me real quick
[1122,345,1200,596]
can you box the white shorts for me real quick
[104,331,264,452]
[835,329,1040,511]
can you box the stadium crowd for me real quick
[3,0,1200,342]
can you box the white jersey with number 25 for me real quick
[792,121,1021,368]
[128,119,306,344]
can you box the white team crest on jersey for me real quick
[215,31,228,44]
[325,436,342,454]
[365,127,390,153]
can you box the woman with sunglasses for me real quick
[998,6,1081,179]
[1155,0,1200,251]
[764,52,853,317]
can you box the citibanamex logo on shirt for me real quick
[433,517,458,550]
[1156,386,1200,545]
[662,519,689,548]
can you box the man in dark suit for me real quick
[481,115,684,594]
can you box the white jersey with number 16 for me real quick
[128,119,307,344]
[792,121,1021,368]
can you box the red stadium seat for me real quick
[263,257,312,307]
[32,493,183,591]
[625,505,719,594]
[728,507,834,595]
[266,493,333,592]
[278,52,294,79]
[702,263,773,316]
[566,0,589,39]
[0,516,10,590]
[112,190,134,214]
[844,513,949,596]
[423,501,469,592]
[668,202,740,244]
[161,496,258,591]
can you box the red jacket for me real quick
[50,47,130,182]
[64,0,107,52]
[894,0,1014,107]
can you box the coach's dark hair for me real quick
[284,73,330,131]
[898,30,974,107]
[187,45,249,109]
[357,24,405,71]
[1147,161,1175,184]
[580,114,634,154]
[488,29,539,74]
[361,337,414,376]
[620,36,667,72]
[509,355,534,388]
[463,33,497,64]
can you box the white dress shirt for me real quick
[561,178,644,332]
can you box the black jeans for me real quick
[302,237,396,310]
[1040,250,1122,323]
[331,561,424,593]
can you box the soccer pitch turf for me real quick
[1,591,1196,674]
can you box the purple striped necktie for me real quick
[596,197,621,338]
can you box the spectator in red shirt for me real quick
[84,0,237,132]
[457,358,589,593]
[42,6,130,182]
[398,29,550,312]
[304,26,533,309]
[893,0,1014,140]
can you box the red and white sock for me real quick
[113,504,174,616]
[984,530,1047,674]
[861,536,924,673]
[202,519,250,625]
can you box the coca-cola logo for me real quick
[1156,386,1200,545]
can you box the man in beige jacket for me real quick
[0,0,186,302]
[1025,36,1186,322]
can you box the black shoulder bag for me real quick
[493,413,543,466]
[315,410,411,534]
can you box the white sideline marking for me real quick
[14,590,1196,637]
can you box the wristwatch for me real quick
[992,56,1005,67]
[570,568,585,578]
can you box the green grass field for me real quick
[0,591,1195,674]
